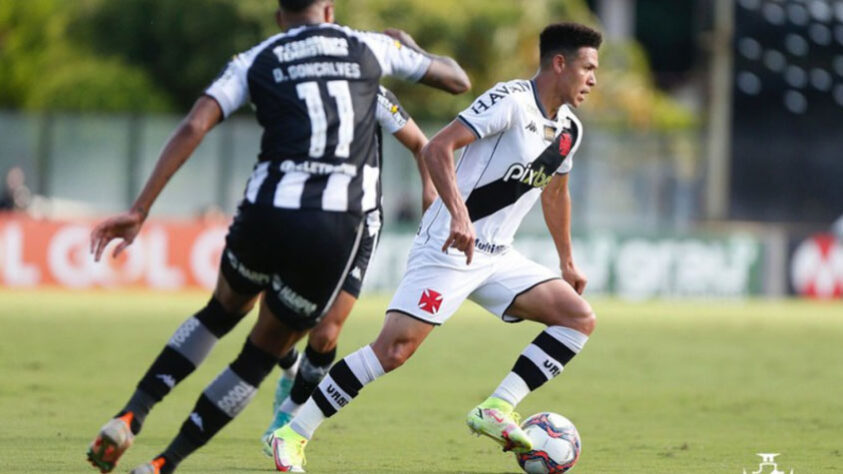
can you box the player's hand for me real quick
[442,211,475,265]
[561,260,587,294]
[90,210,146,262]
[383,28,421,51]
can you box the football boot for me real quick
[466,397,532,453]
[86,412,135,473]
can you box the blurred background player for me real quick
[0,166,31,212]
[85,0,469,473]
[259,84,435,455]
[271,22,601,471]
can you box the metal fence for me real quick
[0,110,704,233]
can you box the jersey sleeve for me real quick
[205,33,283,118]
[554,110,584,175]
[353,30,432,82]
[456,83,519,140]
[555,146,574,174]
[204,54,251,118]
[375,86,410,134]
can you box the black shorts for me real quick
[341,209,382,298]
[220,203,364,330]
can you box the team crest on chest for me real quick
[558,132,573,156]
[543,125,556,141]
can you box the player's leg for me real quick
[489,278,594,407]
[262,291,355,451]
[295,311,435,437]
[86,271,258,473]
[130,206,366,472]
[129,273,259,430]
[130,296,308,474]
[272,243,485,471]
[271,311,435,471]
[290,291,356,408]
[271,347,301,415]
[467,252,594,451]
[264,208,380,447]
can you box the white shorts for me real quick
[387,242,560,325]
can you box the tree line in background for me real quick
[0,0,695,129]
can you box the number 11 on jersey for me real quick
[296,80,355,159]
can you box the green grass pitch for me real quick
[1,290,841,473]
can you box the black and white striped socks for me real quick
[290,345,384,439]
[493,325,588,406]
[286,326,587,440]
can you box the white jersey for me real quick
[417,79,583,251]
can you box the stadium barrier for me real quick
[367,233,766,299]
[6,214,825,300]
[0,215,226,289]
[789,232,843,299]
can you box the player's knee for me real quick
[214,276,257,315]
[380,347,411,372]
[308,322,341,353]
[578,310,597,336]
[375,340,417,373]
[554,300,595,336]
[195,297,250,338]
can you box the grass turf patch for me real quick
[1,290,841,473]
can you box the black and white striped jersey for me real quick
[372,85,410,209]
[418,79,583,249]
[375,85,410,135]
[205,23,429,214]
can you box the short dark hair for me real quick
[540,22,602,65]
[278,0,322,12]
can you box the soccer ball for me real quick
[515,412,581,474]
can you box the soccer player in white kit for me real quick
[85,1,469,473]
[272,22,602,471]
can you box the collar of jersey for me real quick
[529,79,551,120]
[285,22,332,37]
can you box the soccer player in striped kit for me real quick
[272,22,602,472]
[259,84,437,456]
[85,1,469,473]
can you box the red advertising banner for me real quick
[0,215,227,289]
[791,233,843,299]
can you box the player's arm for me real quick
[541,173,587,294]
[90,96,222,261]
[392,119,436,212]
[421,120,477,263]
[382,29,470,95]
